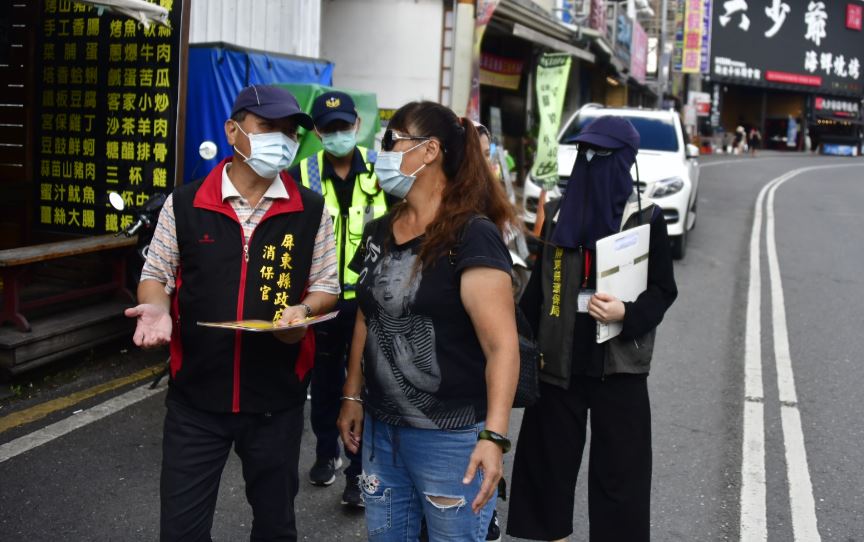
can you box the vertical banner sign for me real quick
[589,0,607,36]
[682,0,704,73]
[673,0,685,71]
[531,53,571,190]
[36,0,183,235]
[699,0,713,73]
[466,0,501,122]
[630,19,648,85]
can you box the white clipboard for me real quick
[595,224,650,343]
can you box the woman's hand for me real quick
[273,305,308,344]
[463,439,503,513]
[337,399,364,455]
[588,292,625,324]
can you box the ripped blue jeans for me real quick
[360,416,496,541]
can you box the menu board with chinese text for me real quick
[35,0,183,235]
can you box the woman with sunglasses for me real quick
[337,101,519,541]
[506,116,678,541]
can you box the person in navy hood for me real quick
[507,115,677,542]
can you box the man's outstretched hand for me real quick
[125,304,172,348]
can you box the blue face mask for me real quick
[374,141,429,199]
[233,121,298,178]
[320,129,357,157]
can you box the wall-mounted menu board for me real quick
[35,0,183,235]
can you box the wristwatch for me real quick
[478,429,511,453]
[298,303,313,317]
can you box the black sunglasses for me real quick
[382,128,430,151]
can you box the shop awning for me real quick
[493,0,595,64]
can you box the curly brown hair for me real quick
[387,101,517,269]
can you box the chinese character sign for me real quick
[530,54,571,190]
[710,0,863,96]
[35,0,183,235]
[682,0,705,73]
[466,0,501,122]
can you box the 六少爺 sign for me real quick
[711,0,862,96]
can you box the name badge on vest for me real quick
[577,289,595,313]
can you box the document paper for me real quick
[595,224,650,343]
[197,311,339,332]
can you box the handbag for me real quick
[450,217,540,408]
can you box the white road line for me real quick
[700,157,780,168]
[742,163,862,541]
[740,169,779,542]
[0,383,164,464]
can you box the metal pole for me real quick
[657,0,668,107]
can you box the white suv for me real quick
[522,105,700,259]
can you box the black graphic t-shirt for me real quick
[349,215,512,429]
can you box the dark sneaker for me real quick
[309,456,342,486]
[341,475,364,508]
[486,509,501,541]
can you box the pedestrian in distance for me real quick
[506,116,678,542]
[124,84,339,542]
[337,101,520,541]
[287,91,388,508]
[734,124,746,154]
[748,126,762,157]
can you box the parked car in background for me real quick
[522,104,700,259]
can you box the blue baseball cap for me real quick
[311,91,358,128]
[574,116,640,151]
[231,85,313,129]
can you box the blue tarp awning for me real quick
[184,43,333,183]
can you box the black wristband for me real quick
[478,429,511,453]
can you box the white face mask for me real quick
[233,121,299,178]
[374,141,429,199]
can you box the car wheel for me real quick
[670,228,687,260]
[689,197,698,231]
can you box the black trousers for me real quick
[507,374,652,542]
[160,399,304,542]
[309,298,361,478]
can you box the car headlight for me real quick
[651,177,685,198]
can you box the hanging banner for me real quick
[479,53,524,90]
[35,0,183,235]
[531,53,571,190]
[682,0,704,73]
[466,0,501,122]
[699,0,713,73]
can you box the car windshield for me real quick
[560,113,680,152]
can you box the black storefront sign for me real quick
[813,95,861,118]
[35,0,183,235]
[710,0,864,97]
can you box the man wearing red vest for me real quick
[125,85,339,541]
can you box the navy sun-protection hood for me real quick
[550,115,640,249]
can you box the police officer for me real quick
[288,91,387,507]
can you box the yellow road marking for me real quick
[0,364,165,434]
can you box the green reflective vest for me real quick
[299,147,387,299]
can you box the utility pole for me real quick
[657,0,668,107]
[450,0,476,116]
